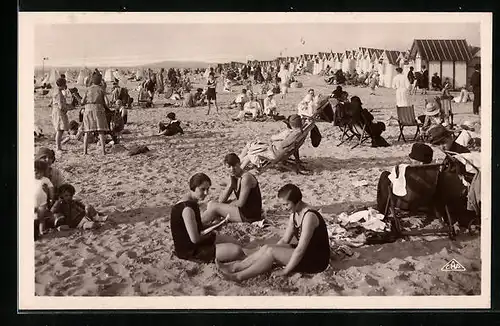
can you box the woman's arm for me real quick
[277,214,295,245]
[218,179,234,203]
[232,174,254,208]
[281,212,318,275]
[182,207,203,244]
[81,91,87,105]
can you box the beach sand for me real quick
[33,74,481,296]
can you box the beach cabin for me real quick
[324,52,334,72]
[349,50,358,73]
[409,39,472,90]
[303,54,314,73]
[332,53,342,71]
[41,68,60,86]
[341,50,356,74]
[467,46,480,86]
[378,50,403,88]
[355,48,368,73]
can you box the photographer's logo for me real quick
[441,259,466,272]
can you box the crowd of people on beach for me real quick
[34,60,482,282]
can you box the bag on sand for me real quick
[128,145,150,156]
[310,125,322,148]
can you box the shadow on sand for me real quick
[305,155,408,172]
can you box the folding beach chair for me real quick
[349,115,371,149]
[256,121,316,175]
[396,105,422,142]
[380,163,456,239]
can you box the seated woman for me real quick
[238,114,305,169]
[228,88,248,111]
[217,184,330,282]
[201,153,263,224]
[263,90,278,116]
[158,112,184,136]
[235,91,261,120]
[171,173,246,263]
[419,101,444,136]
[454,86,471,103]
[348,96,389,147]
[376,143,434,213]
[297,89,321,118]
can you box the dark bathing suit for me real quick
[170,200,216,263]
[292,209,330,273]
[232,174,263,223]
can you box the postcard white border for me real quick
[18,12,492,310]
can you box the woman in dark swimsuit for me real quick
[217,183,330,282]
[202,153,263,223]
[170,173,245,263]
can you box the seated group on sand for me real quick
[33,148,107,240]
[230,89,284,121]
[171,169,330,282]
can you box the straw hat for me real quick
[266,90,274,96]
[424,102,440,116]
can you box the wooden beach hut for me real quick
[409,39,472,89]
[378,50,403,87]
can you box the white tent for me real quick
[113,70,122,81]
[104,69,114,82]
[41,69,59,85]
[135,69,144,80]
[76,69,86,85]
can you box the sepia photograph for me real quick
[18,12,491,309]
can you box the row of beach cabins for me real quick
[40,39,480,92]
[219,39,481,90]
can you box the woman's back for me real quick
[170,200,202,257]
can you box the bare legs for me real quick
[55,130,64,151]
[201,200,243,224]
[83,131,107,155]
[217,244,294,282]
[206,99,219,115]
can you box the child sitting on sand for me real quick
[50,183,107,230]
[34,160,54,238]
[158,112,184,136]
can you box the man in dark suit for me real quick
[471,64,481,115]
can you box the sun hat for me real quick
[351,96,363,106]
[460,120,475,131]
[267,90,274,96]
[424,102,440,116]
[409,143,433,164]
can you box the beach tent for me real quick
[378,50,402,87]
[135,68,144,80]
[113,69,122,81]
[409,39,472,89]
[104,69,114,82]
[76,69,86,85]
[341,51,354,73]
[41,69,60,85]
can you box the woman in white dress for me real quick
[392,67,410,107]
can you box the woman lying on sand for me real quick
[217,184,330,282]
[238,114,304,169]
[201,153,263,223]
[170,173,246,263]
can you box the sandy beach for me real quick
[33,74,481,296]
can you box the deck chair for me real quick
[256,121,316,175]
[349,115,371,149]
[380,163,456,239]
[396,105,422,142]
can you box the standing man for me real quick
[471,64,481,115]
[407,66,416,95]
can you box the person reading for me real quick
[201,153,263,224]
[170,173,246,263]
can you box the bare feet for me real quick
[215,260,241,282]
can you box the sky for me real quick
[34,23,481,67]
